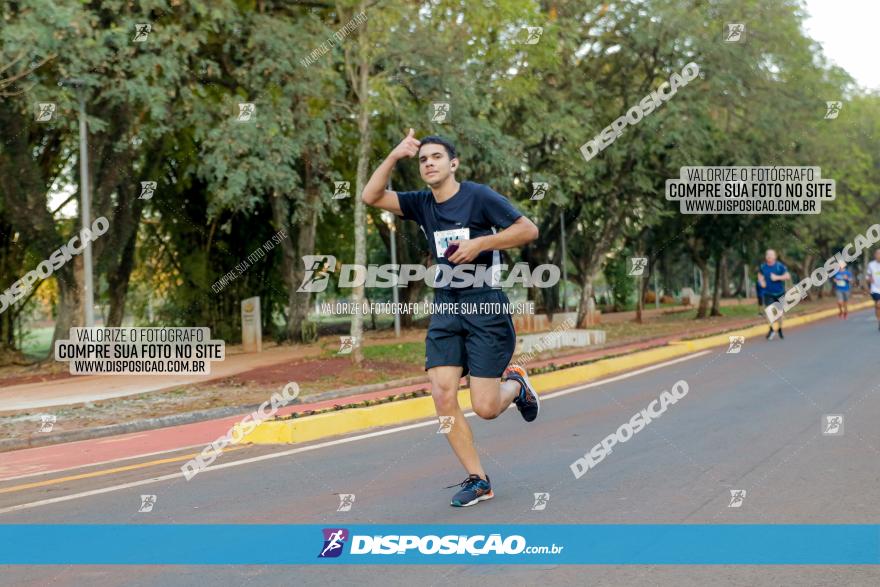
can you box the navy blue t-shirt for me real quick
[759,261,787,295]
[396,181,522,290]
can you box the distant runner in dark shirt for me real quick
[757,249,791,340]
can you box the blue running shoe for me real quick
[504,365,540,422]
[447,474,493,507]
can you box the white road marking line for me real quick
[541,350,711,401]
[0,351,711,515]
[0,473,184,515]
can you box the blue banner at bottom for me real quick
[0,524,878,564]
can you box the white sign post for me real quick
[241,296,262,353]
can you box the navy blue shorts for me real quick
[762,292,783,306]
[425,289,516,378]
[872,292,880,302]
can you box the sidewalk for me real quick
[0,328,432,412]
[0,344,331,412]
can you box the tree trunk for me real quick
[720,253,731,298]
[272,182,318,343]
[710,253,723,316]
[51,261,84,359]
[795,255,814,301]
[733,260,745,297]
[695,259,710,318]
[576,273,597,327]
[97,147,148,329]
[106,227,138,326]
[349,2,371,366]
[398,222,427,328]
[634,251,644,324]
[291,186,319,339]
[0,215,24,353]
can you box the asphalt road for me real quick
[2,309,880,586]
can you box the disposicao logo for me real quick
[318,528,349,558]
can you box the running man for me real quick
[757,249,790,340]
[833,261,852,319]
[867,249,880,330]
[362,129,541,507]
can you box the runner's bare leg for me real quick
[429,366,486,478]
[469,376,521,419]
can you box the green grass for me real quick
[362,340,425,363]
[315,340,426,363]
[718,303,765,317]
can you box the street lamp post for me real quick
[62,78,95,327]
[381,210,401,337]
[560,211,567,312]
[654,268,660,309]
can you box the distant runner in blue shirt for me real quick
[757,249,791,340]
[833,261,852,319]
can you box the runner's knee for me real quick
[430,380,459,411]
[471,399,499,420]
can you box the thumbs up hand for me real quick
[390,127,421,161]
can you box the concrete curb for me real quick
[238,300,871,445]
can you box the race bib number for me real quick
[433,228,470,258]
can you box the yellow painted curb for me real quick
[236,301,870,445]
[235,394,461,445]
